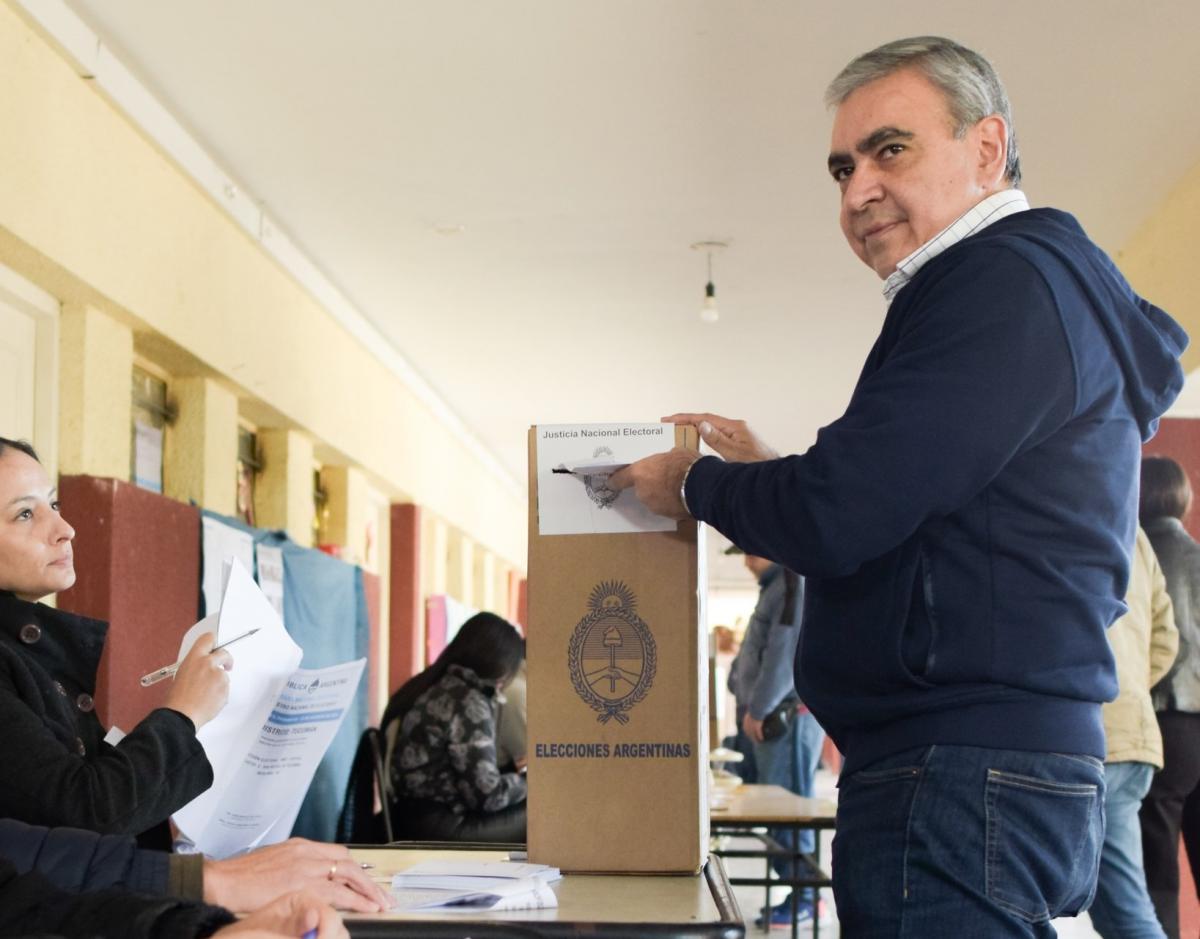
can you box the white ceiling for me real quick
[64,0,1200,487]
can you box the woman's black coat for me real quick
[0,593,212,841]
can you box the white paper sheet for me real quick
[393,860,562,887]
[535,422,677,536]
[132,422,163,493]
[390,879,557,912]
[188,658,366,858]
[172,559,304,854]
[201,517,255,616]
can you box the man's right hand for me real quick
[163,633,231,730]
[203,838,391,913]
[662,413,779,463]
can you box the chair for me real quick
[335,726,394,843]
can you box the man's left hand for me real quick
[609,448,700,519]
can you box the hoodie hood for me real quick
[996,209,1187,440]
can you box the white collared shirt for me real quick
[882,189,1031,304]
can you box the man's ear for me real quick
[974,114,1009,188]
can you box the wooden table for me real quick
[344,844,745,938]
[710,785,837,939]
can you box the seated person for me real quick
[0,437,389,912]
[0,857,346,939]
[0,437,228,845]
[494,648,527,771]
[381,613,526,843]
[0,817,389,913]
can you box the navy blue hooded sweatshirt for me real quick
[686,208,1188,774]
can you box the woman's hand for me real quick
[211,891,347,939]
[203,838,391,913]
[163,633,231,729]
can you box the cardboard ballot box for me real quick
[526,423,708,873]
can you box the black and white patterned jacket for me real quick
[392,664,526,814]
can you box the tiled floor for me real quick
[720,767,1104,937]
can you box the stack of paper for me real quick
[390,860,561,912]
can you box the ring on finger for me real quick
[328,862,338,881]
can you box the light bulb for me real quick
[699,281,719,323]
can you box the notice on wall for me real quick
[132,422,163,493]
[254,544,285,621]
[535,423,677,536]
[201,517,255,617]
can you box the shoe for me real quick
[754,897,828,929]
[754,896,817,929]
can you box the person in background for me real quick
[1139,456,1200,939]
[494,643,527,772]
[1090,526,1177,939]
[729,549,825,929]
[612,35,1187,936]
[718,622,757,783]
[382,612,527,842]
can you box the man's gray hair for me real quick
[826,36,1021,188]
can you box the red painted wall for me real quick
[56,475,201,733]
[387,504,423,695]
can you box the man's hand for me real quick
[742,712,765,744]
[212,891,346,939]
[663,413,778,463]
[608,448,700,519]
[204,839,391,913]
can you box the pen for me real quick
[300,931,317,939]
[139,629,261,687]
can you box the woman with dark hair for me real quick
[1139,455,1200,938]
[0,437,392,912]
[0,436,230,845]
[382,612,527,843]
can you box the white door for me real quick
[0,295,37,442]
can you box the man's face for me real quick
[828,67,1002,279]
[0,450,75,600]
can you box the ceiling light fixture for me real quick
[690,240,727,324]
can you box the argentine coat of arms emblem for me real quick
[582,446,620,509]
[568,581,656,724]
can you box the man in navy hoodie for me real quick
[612,36,1188,937]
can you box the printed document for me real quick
[171,560,365,858]
[390,860,561,912]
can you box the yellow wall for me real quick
[0,3,524,568]
[1120,158,1200,374]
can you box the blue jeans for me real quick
[833,745,1104,938]
[1089,762,1166,939]
[753,710,825,870]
